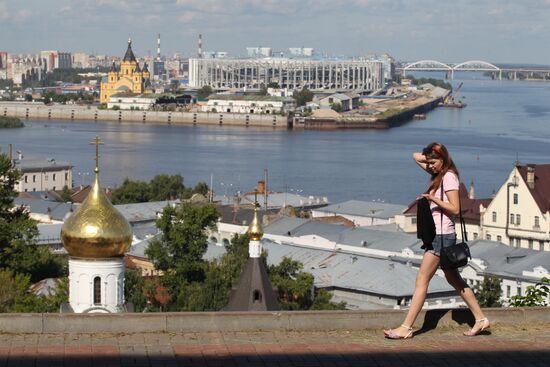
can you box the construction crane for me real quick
[441,82,466,108]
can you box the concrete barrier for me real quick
[0,308,547,334]
[0,102,290,129]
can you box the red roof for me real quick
[517,164,550,213]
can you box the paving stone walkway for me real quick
[1,323,549,366]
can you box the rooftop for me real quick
[316,200,407,219]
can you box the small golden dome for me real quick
[247,203,263,241]
[61,138,132,258]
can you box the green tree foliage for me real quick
[0,116,24,128]
[267,82,280,89]
[111,175,209,204]
[23,67,109,88]
[146,203,219,290]
[57,185,73,203]
[509,277,550,307]
[408,76,452,90]
[474,275,503,307]
[149,174,185,201]
[269,257,346,310]
[124,268,148,312]
[330,102,342,112]
[111,178,150,204]
[292,87,313,107]
[0,154,63,282]
[197,85,213,100]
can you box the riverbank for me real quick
[0,102,290,129]
[294,95,443,129]
[0,115,24,128]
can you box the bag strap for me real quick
[440,180,443,248]
[457,192,468,242]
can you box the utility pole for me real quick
[264,168,268,211]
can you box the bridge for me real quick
[398,60,550,80]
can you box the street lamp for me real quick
[77,172,90,187]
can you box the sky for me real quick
[1,0,550,64]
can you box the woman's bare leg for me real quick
[443,269,488,333]
[385,252,440,337]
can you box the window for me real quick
[33,175,36,183]
[497,235,502,242]
[492,212,497,222]
[473,233,478,239]
[65,172,68,181]
[540,241,545,251]
[517,287,522,297]
[506,285,511,298]
[528,240,533,249]
[45,175,48,181]
[53,174,56,181]
[24,175,28,183]
[411,217,417,225]
[52,186,56,191]
[510,214,514,224]
[93,277,101,305]
[486,234,492,240]
[513,193,518,204]
[535,216,540,228]
[515,238,521,247]
[516,214,521,225]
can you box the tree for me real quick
[330,102,342,112]
[111,178,151,204]
[146,202,219,293]
[149,174,185,201]
[124,268,148,312]
[267,82,280,89]
[170,80,180,94]
[0,154,62,281]
[292,87,313,107]
[57,185,73,203]
[197,85,213,99]
[474,275,503,307]
[510,277,550,307]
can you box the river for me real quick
[2,72,550,205]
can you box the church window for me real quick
[93,277,101,305]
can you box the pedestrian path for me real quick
[1,323,549,366]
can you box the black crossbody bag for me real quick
[439,181,471,270]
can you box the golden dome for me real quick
[61,138,132,258]
[247,202,263,241]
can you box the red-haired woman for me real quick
[384,142,489,339]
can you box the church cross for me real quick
[90,136,104,172]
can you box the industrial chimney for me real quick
[157,33,161,61]
[198,34,203,59]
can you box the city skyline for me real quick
[1,0,550,63]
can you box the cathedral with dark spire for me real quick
[100,38,151,104]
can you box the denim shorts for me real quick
[427,233,456,256]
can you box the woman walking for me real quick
[384,142,489,339]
